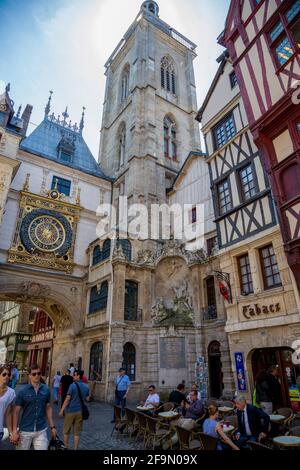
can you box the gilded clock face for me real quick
[20,208,72,256]
[28,215,65,252]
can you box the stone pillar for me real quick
[0,162,13,224]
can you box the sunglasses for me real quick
[31,372,42,377]
[1,372,11,377]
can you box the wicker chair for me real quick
[276,407,294,426]
[124,408,139,440]
[144,415,172,450]
[175,426,202,451]
[197,432,218,450]
[135,412,148,445]
[111,406,127,436]
[247,440,273,451]
[156,402,174,413]
[288,426,300,437]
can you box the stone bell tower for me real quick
[98,0,200,208]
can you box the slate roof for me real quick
[20,116,109,180]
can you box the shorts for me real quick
[63,412,83,436]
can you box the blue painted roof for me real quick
[20,117,108,180]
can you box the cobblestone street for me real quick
[2,395,143,450]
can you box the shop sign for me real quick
[242,303,280,320]
[234,352,247,392]
[32,330,54,343]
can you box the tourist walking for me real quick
[11,364,56,450]
[0,364,15,449]
[111,367,130,422]
[59,369,90,450]
[60,369,73,408]
[52,371,61,404]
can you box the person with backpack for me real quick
[59,369,90,450]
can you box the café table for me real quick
[269,414,285,423]
[273,435,300,449]
[218,406,234,418]
[158,411,179,422]
[221,424,235,434]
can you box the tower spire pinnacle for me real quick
[79,106,86,134]
[44,90,53,118]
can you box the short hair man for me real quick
[111,367,131,423]
[12,364,56,450]
[169,384,187,407]
[234,396,270,448]
[181,390,203,420]
[59,369,90,450]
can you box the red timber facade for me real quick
[221,0,300,290]
[27,308,54,377]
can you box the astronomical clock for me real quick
[8,179,81,273]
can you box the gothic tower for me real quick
[98,1,200,208]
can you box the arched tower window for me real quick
[89,281,108,314]
[120,65,130,103]
[117,124,126,169]
[164,116,177,160]
[89,342,103,380]
[161,56,176,94]
[122,342,136,381]
[117,239,132,260]
[92,246,101,266]
[102,239,111,261]
[124,281,138,321]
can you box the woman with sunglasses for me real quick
[0,364,16,448]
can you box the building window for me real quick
[122,342,136,381]
[239,164,257,201]
[238,254,254,295]
[51,176,71,196]
[259,244,281,289]
[124,281,138,321]
[230,71,238,89]
[269,1,300,66]
[207,236,218,256]
[117,124,126,169]
[89,282,108,314]
[163,116,177,159]
[117,239,132,260]
[102,239,111,261]
[120,65,130,102]
[217,178,232,215]
[89,342,103,380]
[92,246,102,266]
[204,276,217,320]
[213,112,236,149]
[161,56,176,94]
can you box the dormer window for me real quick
[57,134,75,164]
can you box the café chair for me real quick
[247,440,273,451]
[288,426,300,437]
[144,415,172,450]
[197,432,218,450]
[175,425,202,451]
[135,412,148,445]
[111,405,128,436]
[124,408,139,440]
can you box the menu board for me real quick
[159,337,186,369]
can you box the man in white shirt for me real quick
[141,385,160,408]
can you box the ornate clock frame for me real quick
[8,186,81,273]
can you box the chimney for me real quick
[21,104,33,136]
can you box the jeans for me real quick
[16,428,48,450]
[236,435,257,449]
[53,386,59,402]
[113,390,127,419]
[0,432,3,449]
[11,379,18,389]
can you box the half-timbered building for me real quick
[198,51,300,407]
[220,0,300,294]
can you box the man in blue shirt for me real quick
[11,364,56,450]
[111,367,130,422]
[59,369,90,450]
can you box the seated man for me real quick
[234,395,270,448]
[180,390,204,420]
[169,384,187,407]
[140,385,160,409]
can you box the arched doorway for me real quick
[208,341,223,398]
[251,347,299,409]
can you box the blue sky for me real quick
[0,0,230,157]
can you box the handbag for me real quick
[75,382,90,420]
[48,435,66,450]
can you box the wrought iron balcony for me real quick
[124,307,142,322]
[202,306,218,321]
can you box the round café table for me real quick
[270,414,285,423]
[273,436,300,449]
[137,405,154,411]
[158,411,179,420]
[218,406,234,418]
